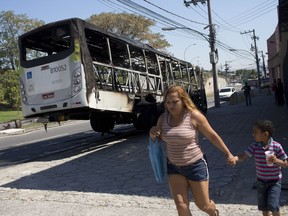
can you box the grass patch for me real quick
[0,110,23,123]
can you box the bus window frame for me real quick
[85,28,110,65]
[19,23,75,68]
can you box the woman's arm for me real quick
[191,110,236,165]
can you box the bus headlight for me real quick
[74,86,81,92]
[73,79,80,85]
[74,71,81,77]
[21,90,26,95]
[20,84,24,89]
[22,97,27,102]
[72,67,81,96]
[73,68,81,78]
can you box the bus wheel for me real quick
[90,112,115,133]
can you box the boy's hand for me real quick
[268,155,277,164]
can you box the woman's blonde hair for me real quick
[164,85,198,112]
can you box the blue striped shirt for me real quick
[245,137,287,181]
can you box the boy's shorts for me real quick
[167,156,209,181]
[257,179,281,212]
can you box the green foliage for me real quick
[87,13,170,50]
[235,69,257,79]
[0,10,44,70]
[0,70,21,108]
[0,11,45,109]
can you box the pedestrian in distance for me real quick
[150,85,237,216]
[242,82,252,106]
[271,79,277,104]
[275,79,285,106]
[234,120,288,216]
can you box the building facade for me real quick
[267,0,288,105]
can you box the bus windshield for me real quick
[20,24,72,62]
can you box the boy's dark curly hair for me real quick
[254,120,274,137]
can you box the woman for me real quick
[150,86,236,216]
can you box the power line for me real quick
[227,1,277,26]
[228,0,274,23]
[216,41,255,62]
[211,9,244,33]
[230,5,277,27]
[100,0,199,41]
[99,0,268,71]
[143,0,208,26]
[209,0,277,32]
[186,4,208,20]
[113,0,209,40]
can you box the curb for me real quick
[0,128,25,135]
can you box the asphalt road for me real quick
[0,95,215,168]
[0,121,102,166]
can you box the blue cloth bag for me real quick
[148,137,165,182]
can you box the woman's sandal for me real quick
[215,209,219,216]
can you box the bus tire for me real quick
[90,112,115,133]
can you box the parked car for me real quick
[219,87,236,101]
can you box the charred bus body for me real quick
[18,18,207,133]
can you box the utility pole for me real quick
[184,0,220,107]
[224,61,229,82]
[261,51,267,79]
[241,29,261,90]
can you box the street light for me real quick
[162,27,209,42]
[162,26,220,107]
[184,43,196,60]
[229,48,255,57]
[229,48,261,89]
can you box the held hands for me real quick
[227,155,237,166]
[150,126,161,140]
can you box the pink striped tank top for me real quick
[161,110,204,166]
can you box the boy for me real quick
[235,120,288,216]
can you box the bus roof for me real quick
[19,17,192,67]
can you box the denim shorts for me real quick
[257,179,281,212]
[167,157,209,181]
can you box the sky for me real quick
[1,0,279,72]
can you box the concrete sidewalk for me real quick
[0,93,288,216]
[0,128,25,135]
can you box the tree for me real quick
[0,10,44,70]
[236,69,257,79]
[0,11,44,108]
[87,13,170,50]
[0,70,20,108]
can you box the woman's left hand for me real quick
[227,154,237,166]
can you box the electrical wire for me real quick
[143,0,207,26]
[228,0,275,23]
[115,0,209,40]
[227,1,277,27]
[98,0,268,68]
[99,0,209,44]
[211,9,244,33]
